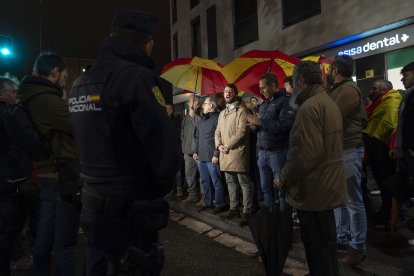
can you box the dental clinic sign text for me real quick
[338,33,410,56]
[317,24,414,59]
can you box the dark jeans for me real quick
[32,178,79,276]
[198,161,226,208]
[0,191,25,276]
[297,209,338,276]
[257,150,288,211]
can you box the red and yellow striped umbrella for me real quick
[160,57,228,95]
[302,55,334,77]
[222,50,300,96]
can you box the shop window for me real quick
[207,5,218,59]
[191,16,201,57]
[282,0,321,28]
[233,0,258,49]
[190,0,200,9]
[386,47,414,90]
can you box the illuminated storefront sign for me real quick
[318,24,414,59]
[338,33,410,56]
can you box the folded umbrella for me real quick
[248,192,293,276]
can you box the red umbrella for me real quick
[222,50,300,96]
[302,55,334,77]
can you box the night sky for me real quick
[0,0,171,77]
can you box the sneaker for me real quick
[182,197,198,204]
[213,206,228,214]
[340,247,366,266]
[220,209,241,220]
[239,213,250,227]
[369,189,381,196]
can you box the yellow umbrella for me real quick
[221,50,300,96]
[302,55,333,77]
[160,57,228,95]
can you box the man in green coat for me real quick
[275,61,346,276]
[18,52,80,276]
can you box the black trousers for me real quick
[364,136,396,221]
[81,182,164,276]
[0,191,26,276]
[297,209,338,276]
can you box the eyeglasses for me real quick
[259,85,268,91]
[202,102,212,105]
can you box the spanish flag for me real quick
[90,94,100,103]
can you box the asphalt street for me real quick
[14,218,265,276]
[161,220,265,276]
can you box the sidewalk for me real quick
[166,196,414,276]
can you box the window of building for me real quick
[172,0,177,23]
[386,46,414,90]
[191,16,201,57]
[190,0,200,9]
[282,0,321,28]
[233,0,258,49]
[207,5,218,59]
[173,33,178,59]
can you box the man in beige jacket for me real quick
[215,83,252,226]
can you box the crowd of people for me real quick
[0,7,414,276]
[167,56,414,274]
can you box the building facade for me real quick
[169,0,414,98]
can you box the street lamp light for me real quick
[1,47,11,56]
[0,35,13,57]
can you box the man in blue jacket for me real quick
[193,96,227,214]
[247,72,296,211]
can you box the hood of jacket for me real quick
[18,75,63,103]
[97,36,155,70]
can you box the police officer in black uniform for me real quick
[69,9,181,276]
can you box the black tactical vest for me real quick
[69,64,145,178]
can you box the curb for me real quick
[167,198,405,276]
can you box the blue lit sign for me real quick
[338,33,410,56]
[316,24,414,60]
